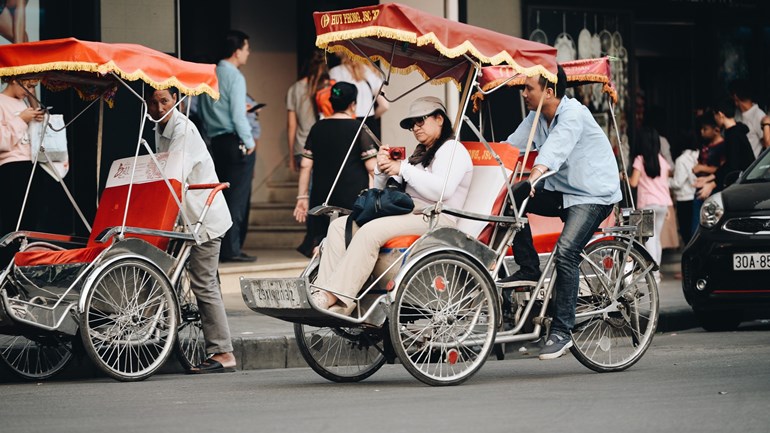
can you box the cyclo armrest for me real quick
[440,206,517,224]
[188,182,229,206]
[309,204,351,217]
[95,226,196,244]
[0,230,88,247]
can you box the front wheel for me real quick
[79,259,178,381]
[389,253,498,386]
[294,323,387,382]
[571,240,659,372]
[0,333,73,380]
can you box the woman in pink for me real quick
[0,77,44,236]
[629,126,673,284]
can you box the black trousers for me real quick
[210,133,255,259]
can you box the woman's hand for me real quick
[293,198,309,223]
[19,107,44,123]
[377,145,402,176]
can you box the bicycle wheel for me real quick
[293,260,387,382]
[571,239,659,372]
[79,258,178,381]
[174,266,206,370]
[389,253,497,386]
[295,323,387,382]
[0,333,73,380]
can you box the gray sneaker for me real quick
[538,333,573,360]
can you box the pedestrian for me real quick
[293,82,377,258]
[729,79,767,158]
[629,126,673,285]
[146,87,236,373]
[0,77,44,237]
[669,135,699,247]
[691,112,724,234]
[287,50,328,174]
[500,65,622,360]
[695,99,755,199]
[198,29,257,263]
[329,54,389,139]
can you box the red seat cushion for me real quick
[13,179,182,268]
[14,245,108,267]
[381,235,421,250]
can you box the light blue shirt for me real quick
[505,96,622,208]
[199,60,254,148]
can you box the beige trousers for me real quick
[316,211,455,307]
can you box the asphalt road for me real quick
[1,324,769,433]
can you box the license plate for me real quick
[243,278,306,309]
[732,253,770,271]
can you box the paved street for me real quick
[1,324,768,433]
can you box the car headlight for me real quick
[700,192,724,229]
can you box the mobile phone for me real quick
[247,103,266,113]
[388,147,406,160]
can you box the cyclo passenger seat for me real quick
[13,152,184,269]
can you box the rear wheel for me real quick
[389,253,497,386]
[0,333,73,380]
[571,240,658,372]
[80,259,177,381]
[174,267,206,369]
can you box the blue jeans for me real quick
[512,188,613,336]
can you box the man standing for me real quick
[501,65,622,360]
[199,30,257,263]
[729,79,767,158]
[146,87,237,373]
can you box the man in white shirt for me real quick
[146,87,236,374]
[730,79,767,158]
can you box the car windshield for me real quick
[743,149,770,183]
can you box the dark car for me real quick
[682,147,770,331]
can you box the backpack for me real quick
[314,79,336,119]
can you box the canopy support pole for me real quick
[517,87,546,182]
[608,99,635,209]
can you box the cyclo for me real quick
[241,3,659,386]
[0,38,223,381]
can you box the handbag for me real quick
[345,181,414,246]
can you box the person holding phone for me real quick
[0,77,44,237]
[309,96,473,316]
[293,82,377,257]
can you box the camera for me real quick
[388,146,406,160]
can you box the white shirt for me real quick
[154,109,232,241]
[329,65,383,118]
[736,103,766,158]
[375,140,473,219]
[669,149,698,202]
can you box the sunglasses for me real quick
[408,114,432,131]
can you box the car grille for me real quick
[723,217,770,235]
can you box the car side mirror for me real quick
[724,170,741,187]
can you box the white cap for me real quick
[399,96,447,129]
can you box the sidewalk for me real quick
[221,248,696,371]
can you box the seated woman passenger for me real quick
[311,96,473,315]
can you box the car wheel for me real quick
[693,308,742,332]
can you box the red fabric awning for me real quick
[0,38,219,104]
[314,3,557,88]
[477,57,618,103]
